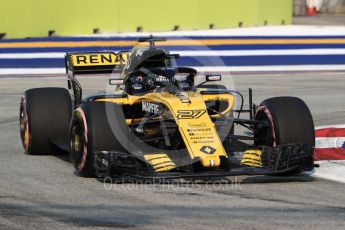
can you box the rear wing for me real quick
[65,52,129,75]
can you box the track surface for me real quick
[0,73,345,230]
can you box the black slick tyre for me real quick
[19,87,72,155]
[69,101,128,177]
[255,96,315,147]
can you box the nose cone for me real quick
[200,155,221,168]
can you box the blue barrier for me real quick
[1,35,345,74]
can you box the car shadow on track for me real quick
[53,152,70,163]
[96,174,316,186]
[237,174,316,184]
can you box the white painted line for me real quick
[176,49,345,56]
[193,65,345,72]
[316,124,345,130]
[0,68,66,75]
[3,49,345,59]
[316,137,345,148]
[0,53,65,59]
[314,160,345,184]
[76,25,345,37]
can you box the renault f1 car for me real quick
[19,37,316,179]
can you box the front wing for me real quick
[94,143,315,180]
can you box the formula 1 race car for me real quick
[19,37,316,180]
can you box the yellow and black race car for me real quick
[19,37,316,179]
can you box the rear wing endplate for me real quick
[65,52,129,75]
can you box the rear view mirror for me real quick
[109,78,124,85]
[206,75,222,82]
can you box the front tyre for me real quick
[69,102,128,177]
[254,97,315,174]
[255,96,315,147]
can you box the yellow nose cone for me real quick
[200,156,221,168]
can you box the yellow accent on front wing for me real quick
[144,154,176,172]
[241,150,263,167]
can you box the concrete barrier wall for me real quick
[319,0,345,13]
[0,0,292,38]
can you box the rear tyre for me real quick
[255,96,315,147]
[69,102,128,177]
[19,88,72,155]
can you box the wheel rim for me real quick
[70,122,84,163]
[20,101,30,151]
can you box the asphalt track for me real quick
[0,73,345,230]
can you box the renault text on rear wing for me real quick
[65,52,129,75]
